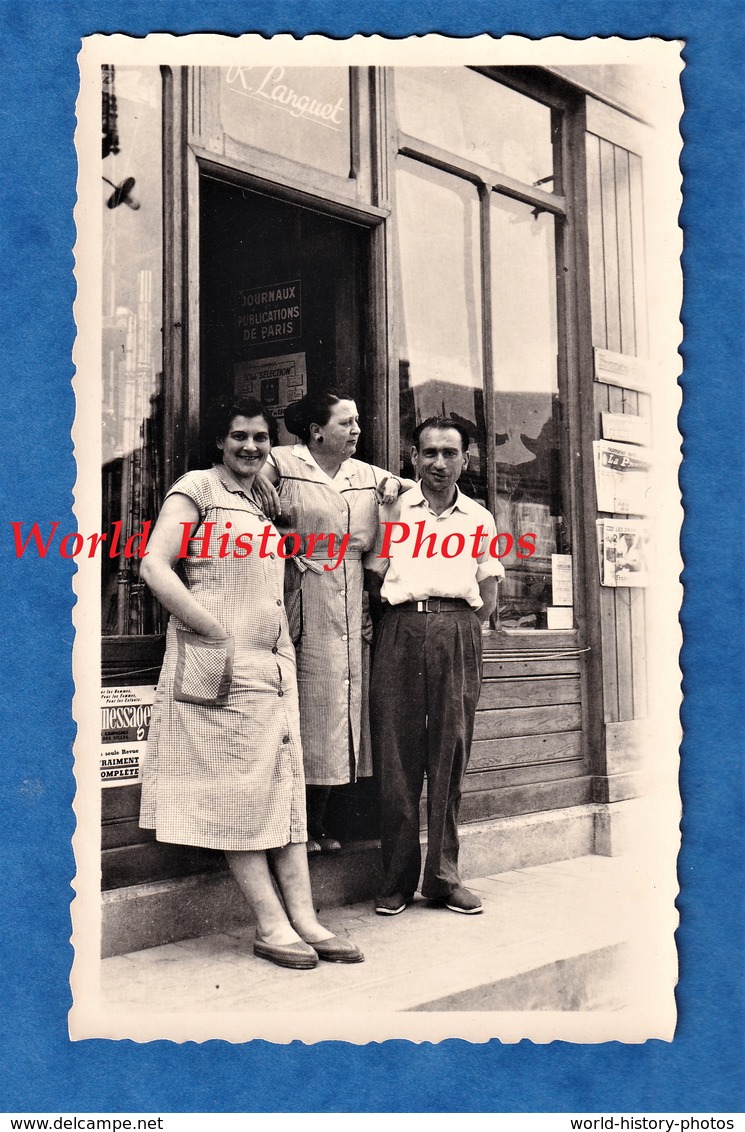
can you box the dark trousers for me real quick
[370,607,483,900]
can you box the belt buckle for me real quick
[415,599,430,613]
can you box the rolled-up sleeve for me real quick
[475,513,506,583]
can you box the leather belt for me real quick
[391,598,472,613]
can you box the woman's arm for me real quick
[251,460,281,517]
[139,493,229,639]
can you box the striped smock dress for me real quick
[269,445,387,786]
[139,466,306,851]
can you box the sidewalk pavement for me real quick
[98,853,672,1033]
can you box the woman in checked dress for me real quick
[138,394,363,970]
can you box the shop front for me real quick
[99,60,656,954]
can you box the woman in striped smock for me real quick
[138,395,363,970]
[262,390,407,852]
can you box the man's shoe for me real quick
[444,886,483,915]
[374,893,409,916]
[306,935,365,963]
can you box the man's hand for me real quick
[476,576,498,623]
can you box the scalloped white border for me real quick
[70,32,683,1045]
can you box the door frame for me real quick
[165,138,391,478]
[194,159,389,471]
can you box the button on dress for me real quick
[139,467,306,851]
[270,447,386,786]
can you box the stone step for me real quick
[102,803,613,957]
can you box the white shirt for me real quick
[367,484,505,609]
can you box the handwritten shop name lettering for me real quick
[225,65,345,126]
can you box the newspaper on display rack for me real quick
[596,519,651,587]
[593,440,652,516]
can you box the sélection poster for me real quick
[0,0,743,1119]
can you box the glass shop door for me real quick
[200,175,370,463]
[199,173,379,840]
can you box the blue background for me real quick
[1,0,742,1114]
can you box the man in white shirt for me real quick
[368,418,504,915]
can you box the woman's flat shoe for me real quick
[306,935,364,963]
[317,835,342,853]
[306,838,322,854]
[253,938,318,970]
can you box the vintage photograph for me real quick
[69,33,683,1044]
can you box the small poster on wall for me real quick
[234,352,307,445]
[100,685,156,787]
[551,553,574,606]
[601,411,652,447]
[593,347,650,392]
[234,278,302,351]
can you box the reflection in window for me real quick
[395,156,486,501]
[490,196,567,629]
[395,67,555,188]
[219,66,352,179]
[102,65,164,636]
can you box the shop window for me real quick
[218,66,352,180]
[101,65,164,636]
[395,67,555,188]
[490,196,567,628]
[395,156,487,502]
[393,69,570,630]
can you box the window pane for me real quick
[490,195,568,629]
[395,67,555,188]
[102,65,164,636]
[219,66,351,179]
[395,156,486,500]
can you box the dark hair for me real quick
[411,416,470,453]
[283,389,356,444]
[203,394,278,456]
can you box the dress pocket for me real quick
[173,630,234,705]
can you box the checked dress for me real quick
[139,466,307,851]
